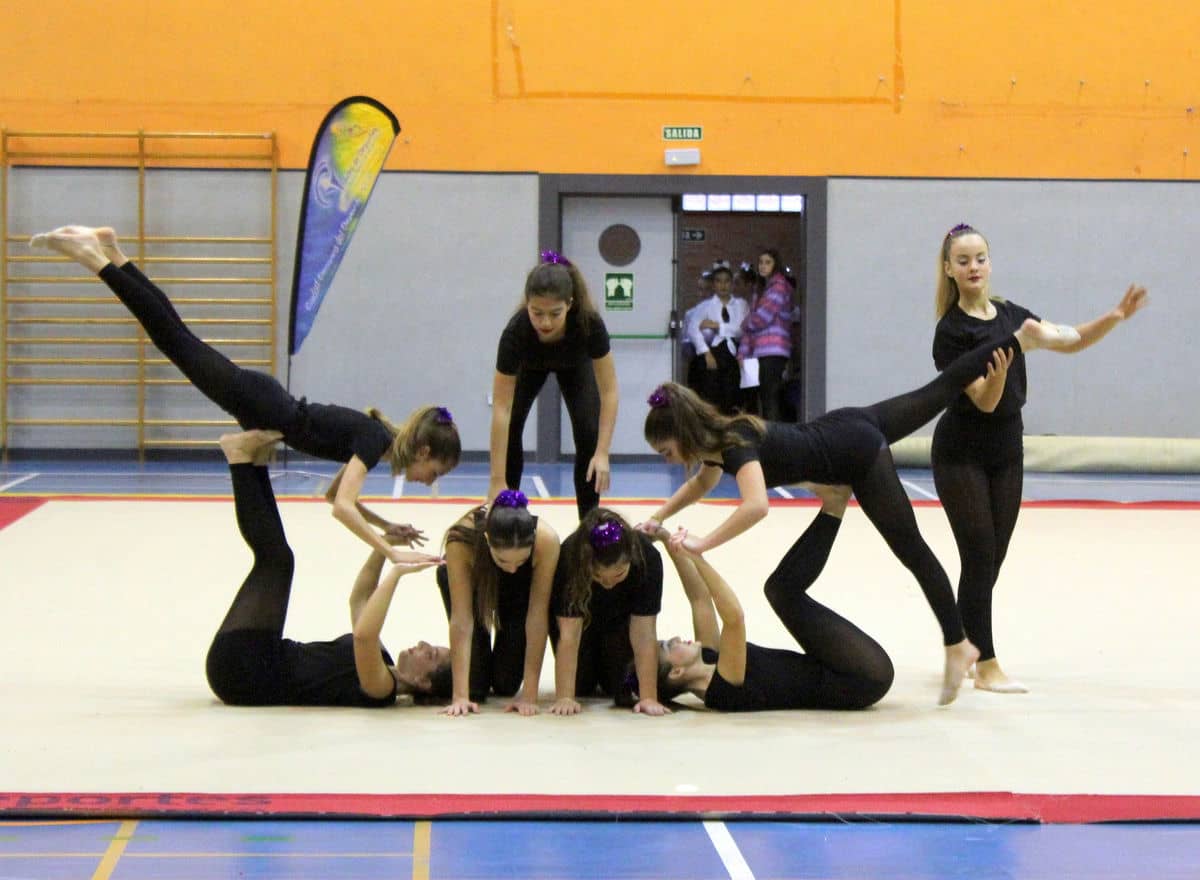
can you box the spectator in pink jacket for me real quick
[738,249,794,420]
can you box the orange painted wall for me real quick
[3,1,1198,178]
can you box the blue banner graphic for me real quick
[288,96,399,354]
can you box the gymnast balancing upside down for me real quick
[206,429,450,708]
[31,225,462,562]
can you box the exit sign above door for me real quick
[662,126,702,141]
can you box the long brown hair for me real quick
[522,259,602,333]
[368,405,461,476]
[559,508,644,628]
[443,501,538,630]
[643,382,764,465]
[936,223,989,319]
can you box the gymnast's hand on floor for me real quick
[441,697,479,717]
[384,522,427,547]
[504,698,540,716]
[549,697,582,716]
[633,698,671,716]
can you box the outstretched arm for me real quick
[1051,283,1149,354]
[629,614,669,715]
[487,371,518,503]
[551,616,583,715]
[328,457,429,562]
[586,353,619,494]
[506,524,561,716]
[352,558,440,699]
[639,463,722,532]
[659,532,720,649]
[681,461,770,554]
[441,541,480,716]
[668,531,747,686]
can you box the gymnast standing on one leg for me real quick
[30,225,461,562]
[932,223,1149,693]
[206,429,450,708]
[436,490,560,716]
[639,322,1072,704]
[487,251,618,518]
[625,487,893,712]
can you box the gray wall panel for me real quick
[826,179,1188,437]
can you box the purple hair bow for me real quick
[434,406,454,425]
[647,386,670,409]
[493,489,529,509]
[946,222,973,238]
[540,249,572,267]
[590,519,624,550]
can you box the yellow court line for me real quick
[412,820,432,880]
[91,818,137,880]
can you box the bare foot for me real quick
[219,430,283,465]
[29,225,110,273]
[93,227,130,267]
[939,639,980,706]
[973,658,1028,694]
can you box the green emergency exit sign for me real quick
[663,126,702,141]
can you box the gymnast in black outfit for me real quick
[205,429,450,708]
[436,490,560,717]
[629,487,893,712]
[488,251,618,518]
[641,320,1072,704]
[933,223,1148,693]
[30,225,461,563]
[549,509,667,716]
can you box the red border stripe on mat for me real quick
[0,498,45,529]
[2,792,1198,823]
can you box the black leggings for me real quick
[835,333,1021,645]
[99,262,302,432]
[745,354,789,421]
[204,463,296,704]
[764,512,894,708]
[694,344,742,415]
[435,566,528,700]
[932,456,1024,661]
[550,616,632,698]
[506,365,600,519]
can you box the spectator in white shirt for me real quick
[685,261,748,414]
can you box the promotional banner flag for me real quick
[288,96,399,354]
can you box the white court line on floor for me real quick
[901,479,937,500]
[531,476,550,499]
[773,486,794,499]
[393,476,405,498]
[703,821,756,880]
[0,473,39,492]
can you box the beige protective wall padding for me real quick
[890,436,1200,473]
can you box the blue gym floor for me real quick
[4,456,1198,880]
[3,817,1200,880]
[4,455,1200,505]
